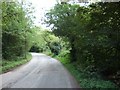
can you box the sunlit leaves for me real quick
[2,1,34,59]
[45,2,120,80]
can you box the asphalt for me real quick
[0,53,80,89]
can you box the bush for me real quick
[29,45,42,53]
[49,41,61,56]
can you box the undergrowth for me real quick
[55,51,118,88]
[0,53,32,74]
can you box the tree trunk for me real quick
[70,37,77,62]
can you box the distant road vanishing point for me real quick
[0,53,80,89]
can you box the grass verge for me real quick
[0,53,32,74]
[55,53,118,88]
[64,63,118,88]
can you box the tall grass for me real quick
[0,53,32,74]
[55,51,118,88]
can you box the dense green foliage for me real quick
[28,27,62,55]
[2,1,33,59]
[56,53,118,88]
[55,45,118,88]
[45,2,120,86]
[1,53,32,73]
[41,30,61,55]
[1,1,36,73]
[1,0,61,60]
[1,0,120,87]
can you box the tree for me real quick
[45,2,120,78]
[42,30,61,55]
[2,1,34,59]
[87,2,120,75]
[45,3,81,61]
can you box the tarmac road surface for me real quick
[0,53,80,89]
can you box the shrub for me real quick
[29,45,41,53]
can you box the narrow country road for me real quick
[0,53,80,89]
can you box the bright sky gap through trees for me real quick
[16,0,91,29]
[16,0,120,29]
